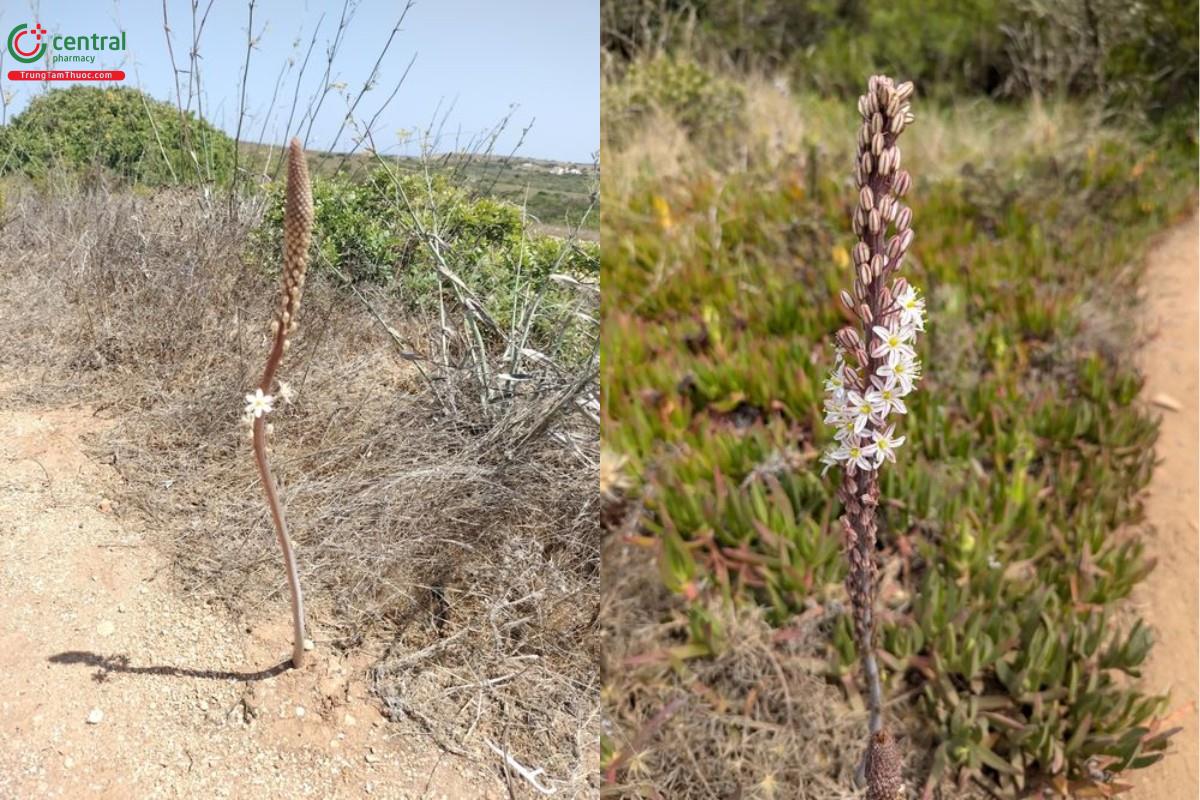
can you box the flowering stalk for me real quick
[248,138,313,668]
[819,75,921,800]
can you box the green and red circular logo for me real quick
[8,23,49,63]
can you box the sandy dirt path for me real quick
[1129,211,1199,799]
[0,398,507,799]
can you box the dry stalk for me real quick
[251,138,314,668]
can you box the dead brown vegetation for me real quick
[0,176,599,796]
[599,533,955,800]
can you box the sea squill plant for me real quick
[244,138,314,668]
[819,75,921,800]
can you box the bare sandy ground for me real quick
[0,398,507,799]
[1129,211,1199,799]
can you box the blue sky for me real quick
[1,1,598,162]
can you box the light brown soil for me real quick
[1129,211,1199,799]
[0,396,508,799]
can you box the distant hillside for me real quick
[239,142,597,236]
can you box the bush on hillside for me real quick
[0,86,235,184]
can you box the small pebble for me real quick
[303,638,314,651]
[294,706,306,718]
[86,708,103,725]
[1152,392,1182,411]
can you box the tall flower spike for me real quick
[820,76,921,796]
[252,138,314,669]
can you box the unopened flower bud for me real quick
[859,304,873,324]
[878,196,893,221]
[895,81,914,102]
[870,254,885,278]
[886,93,901,118]
[868,209,882,235]
[859,186,875,211]
[858,264,872,286]
[840,290,855,311]
[896,206,912,231]
[887,236,902,261]
[893,170,911,196]
[853,242,871,265]
[878,148,895,176]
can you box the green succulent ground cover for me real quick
[602,71,1196,794]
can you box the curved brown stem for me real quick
[253,416,306,667]
[252,138,313,669]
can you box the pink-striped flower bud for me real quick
[853,242,871,265]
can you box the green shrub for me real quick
[604,54,745,138]
[603,0,1199,119]
[252,168,599,356]
[0,86,235,184]
[602,99,1196,794]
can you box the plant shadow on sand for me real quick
[48,651,291,684]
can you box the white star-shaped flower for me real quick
[244,388,274,418]
[876,356,922,395]
[866,381,908,416]
[845,390,877,434]
[836,440,878,471]
[896,285,925,331]
[871,325,917,365]
[871,424,906,465]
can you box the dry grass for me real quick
[602,67,1135,203]
[0,176,599,796]
[600,532,946,800]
